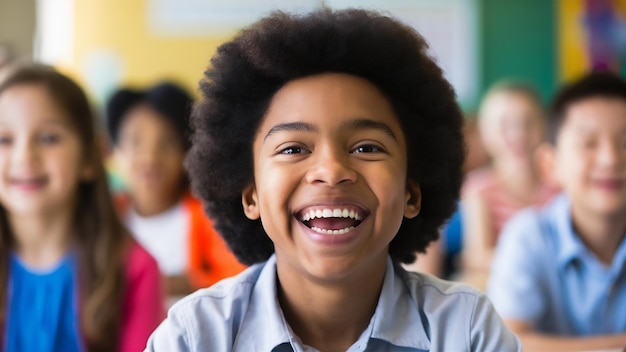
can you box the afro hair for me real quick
[186,8,465,266]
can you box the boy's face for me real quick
[552,97,626,217]
[114,104,185,202]
[242,73,420,282]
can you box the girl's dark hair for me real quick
[549,70,626,144]
[186,8,465,265]
[106,81,193,150]
[0,64,130,352]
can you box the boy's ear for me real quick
[242,183,260,220]
[404,179,421,219]
[535,142,559,188]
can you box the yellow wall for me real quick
[557,0,587,82]
[63,0,231,104]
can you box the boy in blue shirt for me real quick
[488,71,626,351]
[147,8,520,351]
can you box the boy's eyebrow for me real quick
[343,118,397,141]
[264,122,317,141]
[262,118,397,141]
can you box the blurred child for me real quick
[488,71,626,350]
[0,65,164,352]
[147,9,520,351]
[106,82,245,298]
[404,116,489,279]
[461,82,559,279]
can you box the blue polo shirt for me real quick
[147,254,520,351]
[487,193,626,335]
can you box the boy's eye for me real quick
[39,133,60,144]
[280,146,308,154]
[351,144,384,154]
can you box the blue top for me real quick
[487,193,626,335]
[147,254,520,352]
[5,253,82,352]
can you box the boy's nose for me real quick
[597,140,624,168]
[305,148,357,186]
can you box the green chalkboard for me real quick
[469,0,556,112]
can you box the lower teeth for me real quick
[310,226,355,235]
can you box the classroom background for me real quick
[2,0,625,114]
[1,0,625,278]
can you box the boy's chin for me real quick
[584,195,626,216]
[280,250,388,283]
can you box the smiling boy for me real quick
[487,71,626,351]
[147,8,520,352]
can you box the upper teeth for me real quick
[302,208,361,222]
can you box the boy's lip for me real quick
[591,178,625,191]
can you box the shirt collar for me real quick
[553,194,626,273]
[233,254,431,351]
[232,255,292,352]
[369,256,431,350]
[611,235,626,276]
[552,194,587,268]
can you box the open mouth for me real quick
[297,206,368,235]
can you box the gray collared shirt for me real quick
[146,255,520,351]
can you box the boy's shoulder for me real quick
[404,268,483,296]
[147,258,283,351]
[402,270,491,319]
[171,261,263,309]
[500,194,567,245]
[492,193,586,278]
[397,268,520,351]
[164,260,267,326]
[400,271,484,307]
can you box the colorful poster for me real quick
[559,0,626,81]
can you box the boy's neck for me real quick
[275,254,387,352]
[571,203,626,265]
[10,208,75,269]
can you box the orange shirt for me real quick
[115,193,246,289]
[182,193,246,288]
